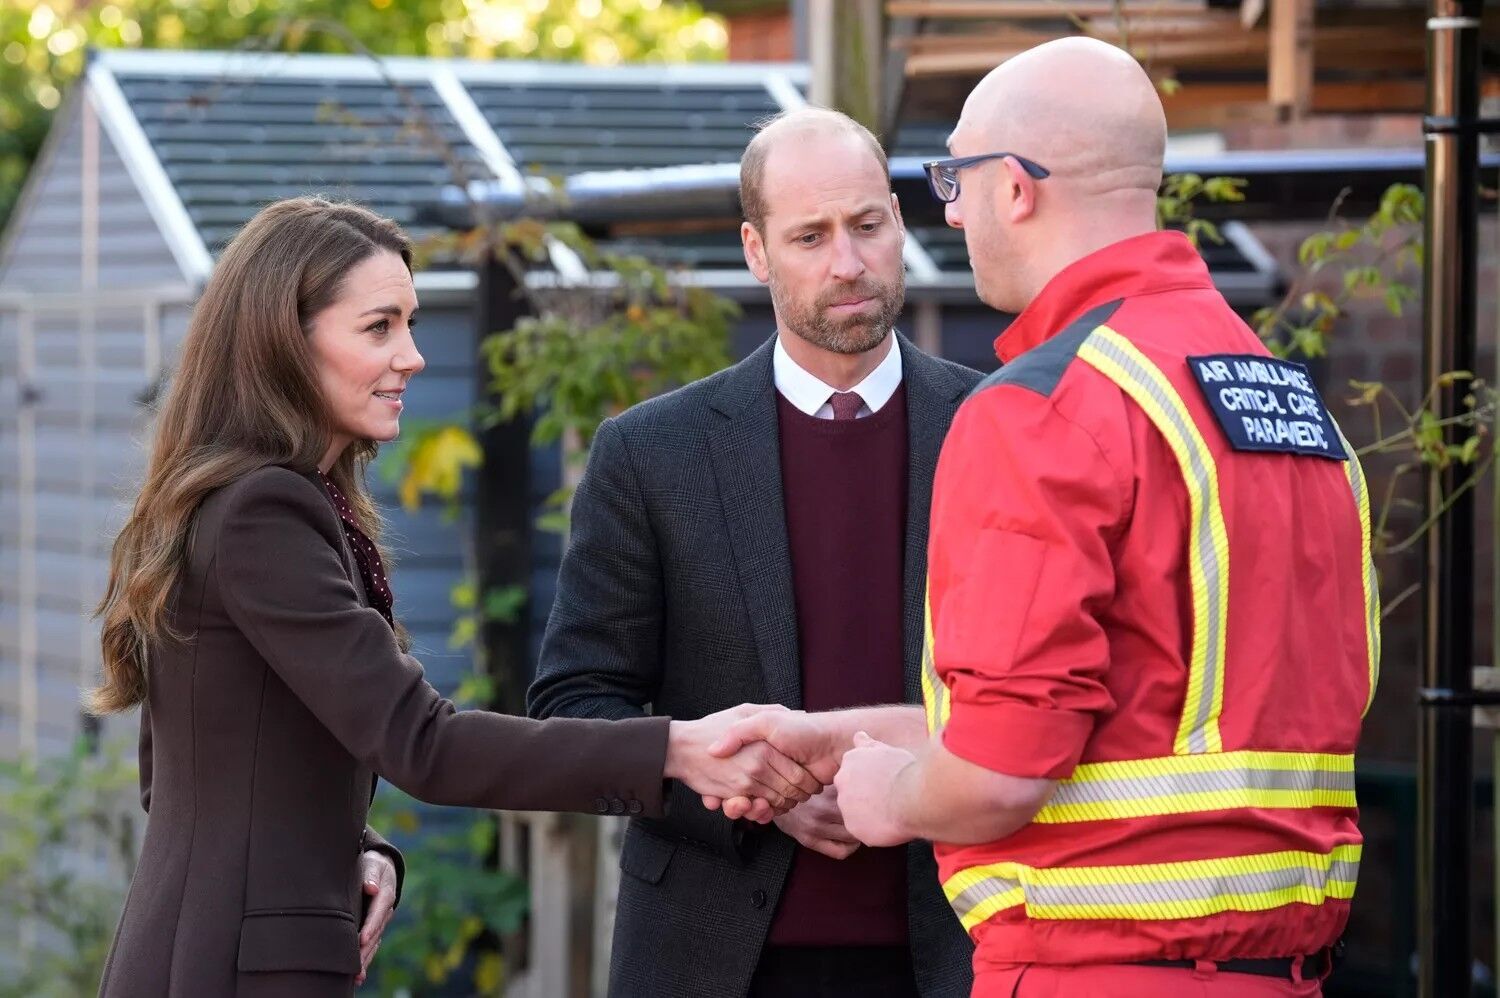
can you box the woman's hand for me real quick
[664,704,822,821]
[356,849,399,986]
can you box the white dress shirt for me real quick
[772,333,904,419]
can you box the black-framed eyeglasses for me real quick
[922,153,1051,204]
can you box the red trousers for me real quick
[975,962,1324,997]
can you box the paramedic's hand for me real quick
[834,732,918,848]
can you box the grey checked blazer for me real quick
[527,333,982,998]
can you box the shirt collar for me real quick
[994,231,1215,363]
[773,332,904,417]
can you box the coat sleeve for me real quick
[214,467,670,816]
[527,419,746,861]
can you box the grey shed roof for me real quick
[68,48,1277,303]
[82,48,811,289]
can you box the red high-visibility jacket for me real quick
[922,231,1379,970]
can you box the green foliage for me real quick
[1157,172,1248,247]
[1256,182,1496,571]
[364,792,528,997]
[447,579,527,661]
[0,739,138,998]
[480,228,739,453]
[0,0,727,230]
[399,218,738,530]
[1255,184,1425,362]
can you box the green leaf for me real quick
[448,615,478,651]
[1384,286,1405,317]
[482,585,527,624]
[1298,232,1332,267]
[1459,435,1482,464]
[1348,380,1385,405]
[535,509,571,535]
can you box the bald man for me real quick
[528,107,979,998]
[716,37,1376,997]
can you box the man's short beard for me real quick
[769,266,905,356]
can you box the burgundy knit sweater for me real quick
[768,382,910,947]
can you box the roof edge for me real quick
[0,79,88,287]
[86,59,212,285]
[91,46,810,88]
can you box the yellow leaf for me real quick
[475,952,506,994]
[399,425,482,510]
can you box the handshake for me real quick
[663,703,921,854]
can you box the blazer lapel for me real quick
[707,337,803,709]
[298,468,369,608]
[897,334,971,701]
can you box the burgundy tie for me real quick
[828,391,865,421]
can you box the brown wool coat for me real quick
[98,467,671,997]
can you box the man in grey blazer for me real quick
[527,108,980,997]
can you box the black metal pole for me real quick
[1417,2,1483,995]
[476,253,534,717]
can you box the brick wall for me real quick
[726,9,794,62]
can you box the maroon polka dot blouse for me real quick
[317,471,395,630]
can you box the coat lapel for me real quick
[707,337,803,709]
[897,334,971,701]
[298,468,369,608]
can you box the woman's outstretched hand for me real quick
[665,704,823,822]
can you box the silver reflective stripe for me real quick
[1018,858,1361,910]
[944,845,1361,928]
[1047,764,1352,806]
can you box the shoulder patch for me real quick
[971,300,1124,400]
[1187,354,1347,461]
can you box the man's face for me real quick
[943,119,1021,313]
[743,131,906,355]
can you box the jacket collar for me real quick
[994,230,1214,363]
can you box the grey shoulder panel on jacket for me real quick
[971,300,1123,400]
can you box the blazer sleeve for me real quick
[213,467,670,816]
[527,418,746,861]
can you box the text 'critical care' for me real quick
[1187,354,1348,462]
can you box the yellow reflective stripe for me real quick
[1033,750,1356,823]
[1333,419,1382,717]
[919,584,949,734]
[944,844,1360,930]
[1078,326,1229,754]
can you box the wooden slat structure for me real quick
[884,0,1500,129]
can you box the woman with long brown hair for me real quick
[93,197,818,997]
